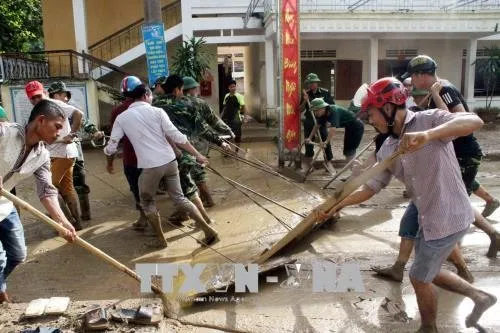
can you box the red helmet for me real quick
[360,77,408,113]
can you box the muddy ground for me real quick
[1,126,500,332]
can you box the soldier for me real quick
[221,79,246,148]
[300,73,335,171]
[105,78,220,247]
[48,81,104,221]
[309,98,365,162]
[152,75,231,227]
[183,76,234,207]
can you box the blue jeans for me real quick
[0,208,27,292]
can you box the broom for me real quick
[0,189,181,319]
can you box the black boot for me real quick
[78,192,91,221]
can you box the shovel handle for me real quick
[322,138,376,189]
[0,189,143,284]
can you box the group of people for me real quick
[104,75,238,248]
[0,74,241,302]
[1,53,499,332]
[300,72,366,174]
[1,79,106,302]
[318,54,498,332]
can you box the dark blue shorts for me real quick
[399,202,419,240]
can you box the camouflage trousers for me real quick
[190,137,208,184]
[457,155,481,196]
[178,152,199,200]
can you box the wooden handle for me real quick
[256,149,403,264]
[323,138,376,188]
[1,189,141,283]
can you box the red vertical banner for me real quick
[281,0,300,151]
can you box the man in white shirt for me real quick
[104,80,220,248]
[0,99,76,303]
[25,81,84,231]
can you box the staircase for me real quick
[0,50,146,86]
[88,1,181,63]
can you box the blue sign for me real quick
[142,23,169,86]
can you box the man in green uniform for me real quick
[221,79,246,148]
[183,76,234,207]
[152,75,231,225]
[300,73,335,170]
[309,98,365,161]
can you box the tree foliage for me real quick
[0,0,44,53]
[171,37,212,81]
[473,45,500,110]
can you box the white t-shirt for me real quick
[46,98,79,158]
[104,101,188,169]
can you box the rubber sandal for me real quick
[111,305,162,326]
[84,307,109,331]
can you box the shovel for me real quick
[0,189,180,318]
[322,138,376,189]
[256,149,403,264]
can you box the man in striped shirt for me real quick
[328,77,496,333]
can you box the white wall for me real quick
[301,39,371,83]
[379,39,467,87]
[200,44,220,114]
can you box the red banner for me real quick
[281,0,300,151]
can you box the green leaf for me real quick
[0,0,43,52]
[171,36,213,81]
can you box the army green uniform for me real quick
[188,96,233,184]
[152,94,223,199]
[316,105,364,158]
[301,87,335,159]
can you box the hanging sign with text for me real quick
[281,0,300,150]
[142,23,169,86]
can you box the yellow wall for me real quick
[42,0,76,50]
[86,0,175,47]
[42,0,176,51]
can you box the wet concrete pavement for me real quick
[3,126,500,332]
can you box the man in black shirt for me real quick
[403,55,500,257]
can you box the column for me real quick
[72,0,87,73]
[464,38,477,104]
[181,1,193,41]
[265,38,276,109]
[370,37,379,83]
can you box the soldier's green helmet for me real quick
[305,73,321,85]
[309,97,329,112]
[183,76,200,90]
[48,81,71,100]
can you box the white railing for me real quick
[263,0,500,13]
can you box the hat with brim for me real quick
[401,55,437,79]
[183,76,200,90]
[305,73,321,85]
[310,98,329,112]
[0,106,7,119]
[48,81,72,100]
[152,76,168,89]
[25,81,45,99]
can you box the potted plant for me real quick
[171,37,212,82]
